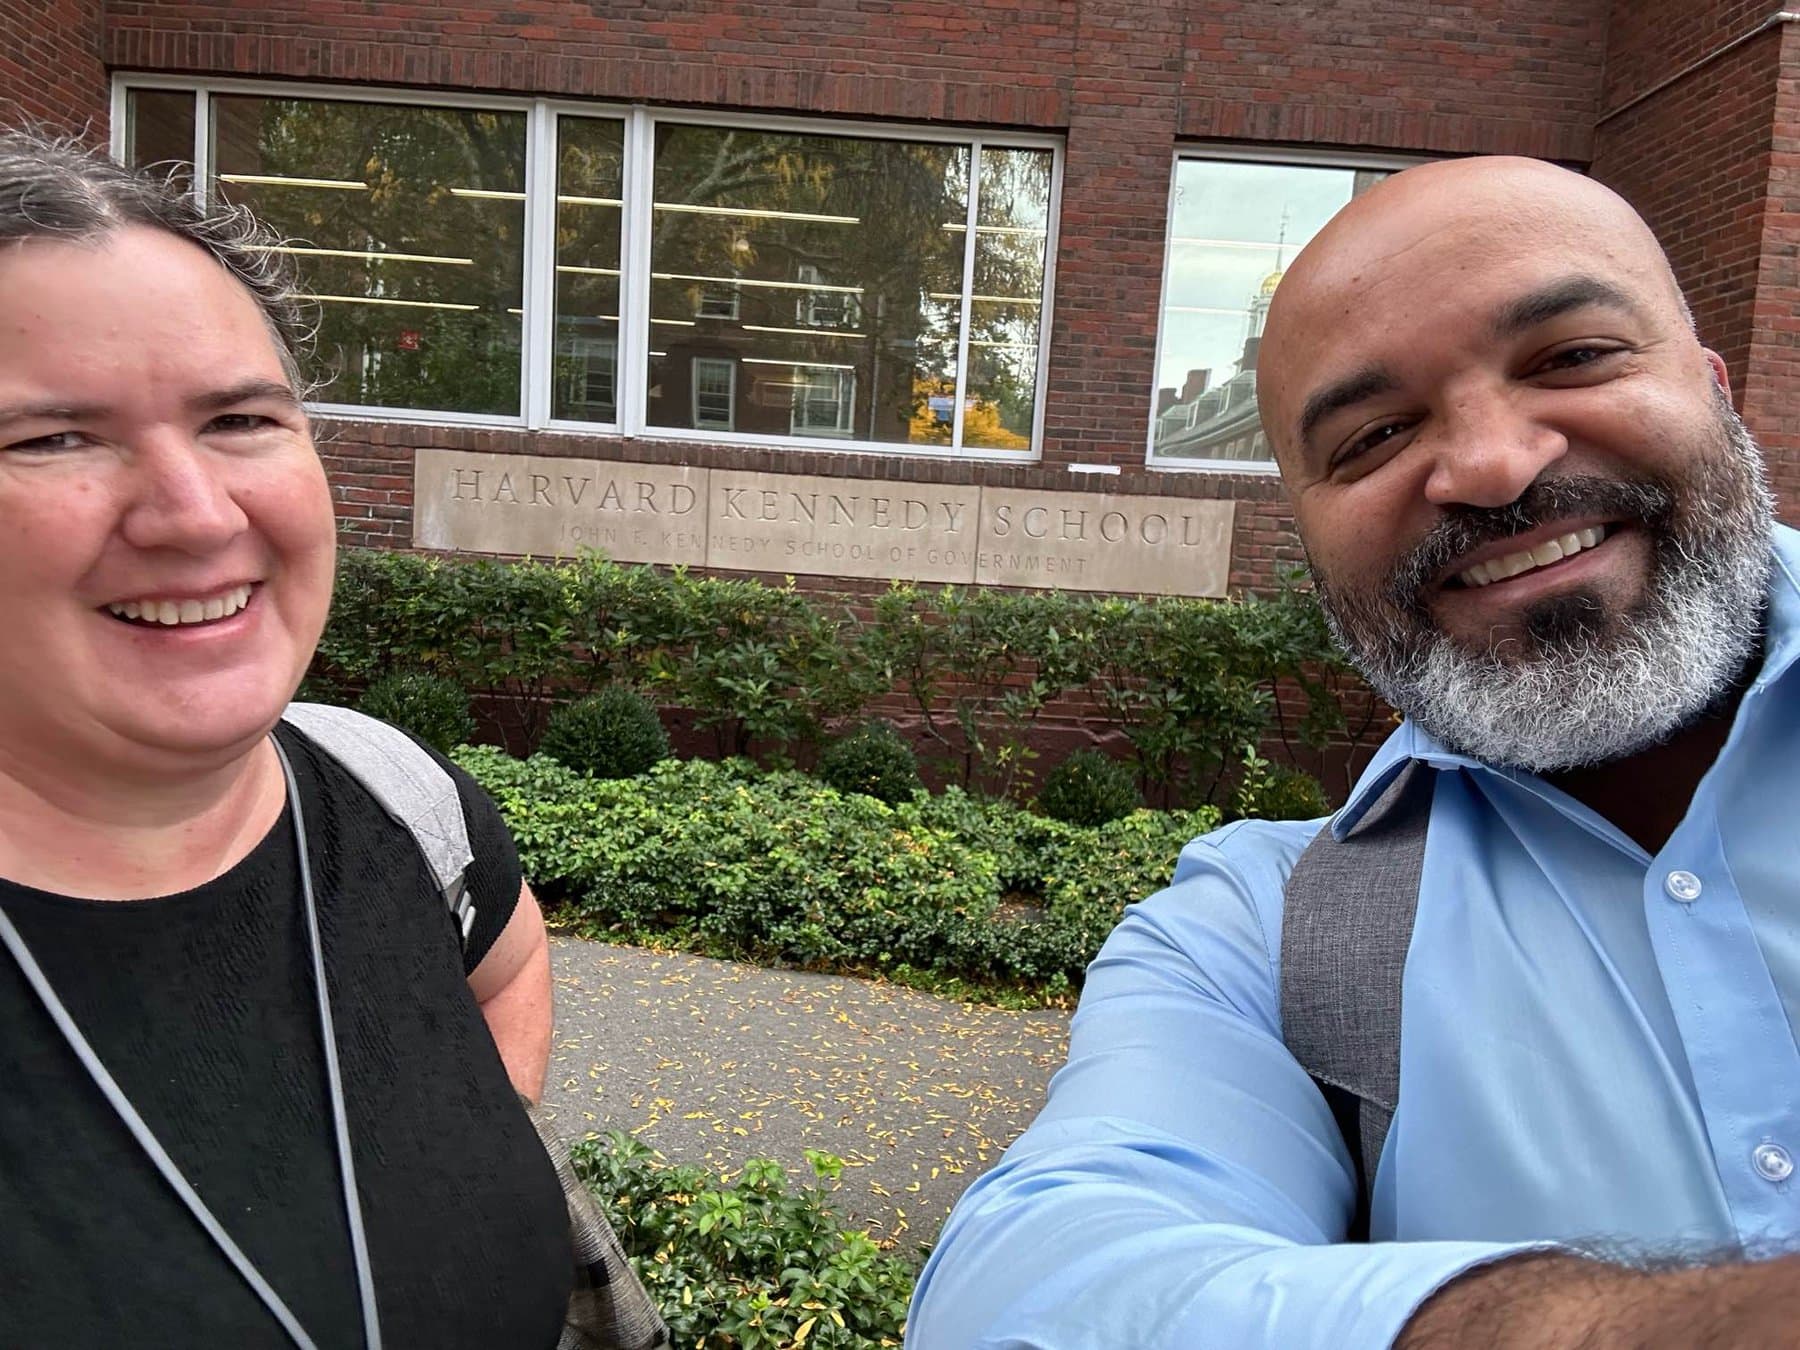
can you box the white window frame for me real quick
[789,365,856,438]
[112,75,1061,462]
[691,356,736,430]
[1146,143,1427,476]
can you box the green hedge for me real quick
[574,1134,914,1349]
[456,746,1219,998]
[318,548,1367,804]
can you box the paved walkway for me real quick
[537,937,1071,1245]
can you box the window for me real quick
[790,366,856,437]
[559,336,617,421]
[695,280,742,321]
[692,357,736,430]
[644,124,1052,452]
[119,82,1059,458]
[1149,155,1394,468]
[205,94,527,417]
[553,115,626,423]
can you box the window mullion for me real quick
[522,101,557,429]
[618,108,656,438]
[1030,143,1064,455]
[950,140,982,454]
[193,88,212,209]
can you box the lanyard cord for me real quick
[0,735,383,1350]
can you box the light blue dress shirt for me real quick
[907,525,1800,1348]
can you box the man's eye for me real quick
[1334,420,1411,469]
[205,413,277,434]
[1536,344,1623,374]
[4,430,86,454]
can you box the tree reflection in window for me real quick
[644,125,1050,451]
[209,95,527,417]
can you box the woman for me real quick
[0,130,572,1348]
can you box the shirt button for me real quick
[1664,870,1703,903]
[1754,1143,1794,1183]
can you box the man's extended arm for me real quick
[906,826,1545,1348]
[1400,1250,1800,1349]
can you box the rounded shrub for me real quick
[816,720,922,805]
[356,670,476,754]
[1250,765,1332,820]
[1038,748,1141,827]
[539,685,671,779]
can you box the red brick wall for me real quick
[1591,4,1799,523]
[1744,26,1800,520]
[0,0,106,133]
[105,1,1076,128]
[1600,0,1773,107]
[1181,1,1606,161]
[93,1,1800,569]
[104,1,1618,589]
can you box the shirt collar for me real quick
[1331,523,1800,840]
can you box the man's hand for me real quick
[1401,1250,1800,1349]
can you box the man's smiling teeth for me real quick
[106,584,253,626]
[1458,527,1607,588]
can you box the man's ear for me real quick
[1704,348,1732,399]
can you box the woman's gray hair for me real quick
[0,127,313,390]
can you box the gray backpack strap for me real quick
[280,702,477,950]
[1280,759,1435,1241]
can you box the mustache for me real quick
[1385,475,1675,606]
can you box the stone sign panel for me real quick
[976,488,1235,596]
[707,470,984,585]
[413,450,1235,597]
[414,449,706,565]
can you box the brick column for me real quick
[1038,0,1186,471]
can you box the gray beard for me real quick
[1313,398,1775,773]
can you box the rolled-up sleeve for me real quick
[906,822,1544,1349]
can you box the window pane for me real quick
[1153,160,1383,462]
[210,95,526,416]
[646,124,1027,450]
[961,147,1051,450]
[123,90,196,189]
[553,116,625,424]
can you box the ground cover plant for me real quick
[456,745,1221,1002]
[574,1134,916,1349]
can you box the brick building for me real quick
[3,1,1797,599]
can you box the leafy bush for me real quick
[539,685,671,780]
[1037,749,1141,827]
[355,670,475,753]
[456,746,1219,997]
[318,549,1371,795]
[573,1133,914,1348]
[816,722,922,805]
[1230,749,1332,822]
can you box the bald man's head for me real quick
[1259,156,1696,474]
[1252,155,1775,773]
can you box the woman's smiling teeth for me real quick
[1457,526,1608,589]
[105,584,254,626]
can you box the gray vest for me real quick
[1279,760,1434,1242]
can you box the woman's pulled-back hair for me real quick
[0,127,313,390]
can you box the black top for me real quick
[0,725,572,1349]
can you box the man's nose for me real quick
[1421,390,1569,510]
[119,435,249,552]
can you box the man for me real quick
[906,156,1800,1347]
